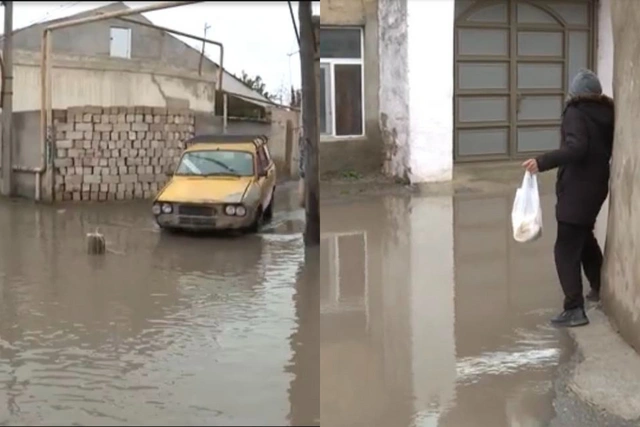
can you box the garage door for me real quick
[454,0,595,161]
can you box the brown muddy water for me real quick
[0,184,319,426]
[321,188,579,427]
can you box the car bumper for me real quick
[155,211,255,231]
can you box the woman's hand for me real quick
[522,159,539,173]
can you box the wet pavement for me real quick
[320,185,577,427]
[0,183,319,426]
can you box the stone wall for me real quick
[54,106,194,201]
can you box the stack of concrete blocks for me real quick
[54,106,195,201]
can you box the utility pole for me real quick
[299,1,319,247]
[1,1,13,197]
[198,22,210,76]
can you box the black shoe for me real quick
[550,308,589,328]
[586,289,600,302]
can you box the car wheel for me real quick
[264,196,274,222]
[248,207,264,233]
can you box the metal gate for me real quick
[454,0,596,162]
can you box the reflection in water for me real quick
[0,188,315,426]
[321,190,570,427]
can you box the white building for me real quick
[320,0,614,183]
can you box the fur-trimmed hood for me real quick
[564,93,614,126]
[563,93,614,143]
[565,93,614,109]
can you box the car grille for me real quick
[177,204,215,217]
[179,216,216,226]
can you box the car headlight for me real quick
[152,203,161,215]
[235,205,247,216]
[224,205,236,216]
[161,203,173,214]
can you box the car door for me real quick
[256,146,272,209]
[263,144,276,189]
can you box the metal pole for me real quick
[299,2,319,247]
[198,22,210,76]
[117,16,223,92]
[1,0,13,197]
[222,93,228,133]
[38,1,203,202]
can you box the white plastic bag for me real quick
[511,171,543,243]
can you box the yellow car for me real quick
[152,134,277,232]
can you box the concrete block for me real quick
[84,175,102,184]
[95,124,113,132]
[65,175,83,185]
[132,122,149,131]
[57,140,73,149]
[55,158,73,168]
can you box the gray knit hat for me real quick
[568,69,602,98]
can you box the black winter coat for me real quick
[536,94,615,226]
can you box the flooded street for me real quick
[0,184,319,426]
[321,187,577,427]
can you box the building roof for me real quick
[2,2,275,109]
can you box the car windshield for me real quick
[175,150,254,177]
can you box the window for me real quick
[110,27,131,59]
[176,150,254,177]
[320,27,364,138]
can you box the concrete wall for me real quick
[54,106,191,201]
[9,105,299,201]
[323,0,454,182]
[378,0,454,184]
[320,0,383,176]
[12,49,216,113]
[602,0,640,352]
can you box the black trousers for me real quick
[554,221,603,310]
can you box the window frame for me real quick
[320,26,365,139]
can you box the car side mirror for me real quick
[258,170,267,178]
[165,167,174,177]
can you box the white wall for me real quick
[407,0,454,183]
[595,0,615,246]
[378,0,454,184]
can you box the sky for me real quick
[0,1,320,97]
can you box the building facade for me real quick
[2,2,302,201]
[320,0,614,183]
[6,2,271,113]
